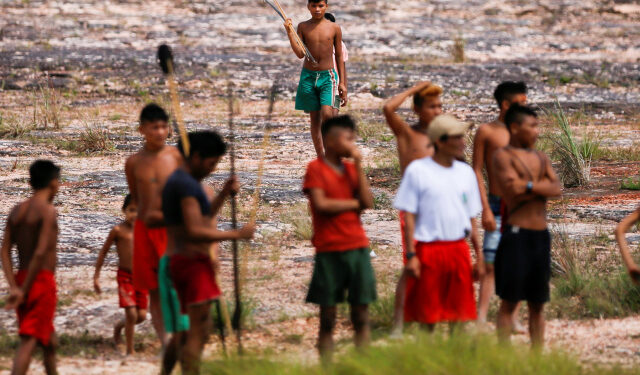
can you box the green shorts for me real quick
[295,67,340,112]
[306,248,377,306]
[158,255,190,333]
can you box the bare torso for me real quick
[299,19,338,71]
[481,121,511,195]
[398,125,434,173]
[113,223,134,271]
[502,147,548,230]
[126,145,182,227]
[9,199,58,272]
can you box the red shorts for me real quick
[117,269,149,309]
[15,270,57,346]
[170,254,221,314]
[399,211,417,264]
[404,240,477,324]
[133,220,167,290]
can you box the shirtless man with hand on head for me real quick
[382,81,443,338]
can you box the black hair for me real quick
[324,13,335,22]
[122,194,133,211]
[178,131,227,159]
[139,103,169,125]
[504,103,537,130]
[308,0,327,3]
[29,160,60,190]
[493,81,527,107]
[321,115,356,137]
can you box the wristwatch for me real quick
[525,181,533,194]
[406,252,416,260]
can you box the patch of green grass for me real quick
[548,228,640,319]
[211,295,258,332]
[357,119,390,143]
[280,202,313,241]
[0,113,35,138]
[542,101,592,187]
[108,114,122,121]
[621,177,640,191]
[203,333,639,375]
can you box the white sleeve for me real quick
[466,167,482,218]
[393,165,419,214]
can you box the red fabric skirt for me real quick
[133,220,167,291]
[170,254,221,314]
[404,240,477,324]
[15,270,57,346]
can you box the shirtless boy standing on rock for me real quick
[473,81,527,330]
[125,103,183,346]
[1,160,60,375]
[285,0,347,158]
[382,81,443,337]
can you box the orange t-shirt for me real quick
[302,159,369,252]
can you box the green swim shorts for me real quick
[306,248,377,306]
[158,255,190,333]
[295,67,340,112]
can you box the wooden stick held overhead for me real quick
[157,44,190,156]
[264,0,318,64]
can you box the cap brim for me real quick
[447,121,472,136]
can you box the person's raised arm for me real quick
[616,208,640,283]
[284,19,305,59]
[334,25,348,107]
[182,197,254,245]
[93,227,117,294]
[382,82,432,137]
[351,148,374,211]
[11,206,56,309]
[529,153,562,198]
[472,127,495,231]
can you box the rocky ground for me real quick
[0,0,639,373]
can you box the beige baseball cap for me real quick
[427,114,472,141]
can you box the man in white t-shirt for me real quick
[393,114,485,330]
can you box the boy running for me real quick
[163,131,255,374]
[492,104,562,349]
[94,194,147,355]
[382,81,443,337]
[125,103,183,345]
[1,160,60,375]
[303,115,376,363]
[394,115,484,332]
[285,0,346,158]
[473,81,527,328]
[616,206,640,283]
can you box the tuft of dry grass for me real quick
[450,35,466,63]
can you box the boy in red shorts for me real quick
[94,194,148,355]
[303,115,376,363]
[1,160,60,375]
[125,103,183,345]
[163,131,255,374]
[394,115,484,331]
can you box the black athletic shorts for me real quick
[495,225,551,304]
